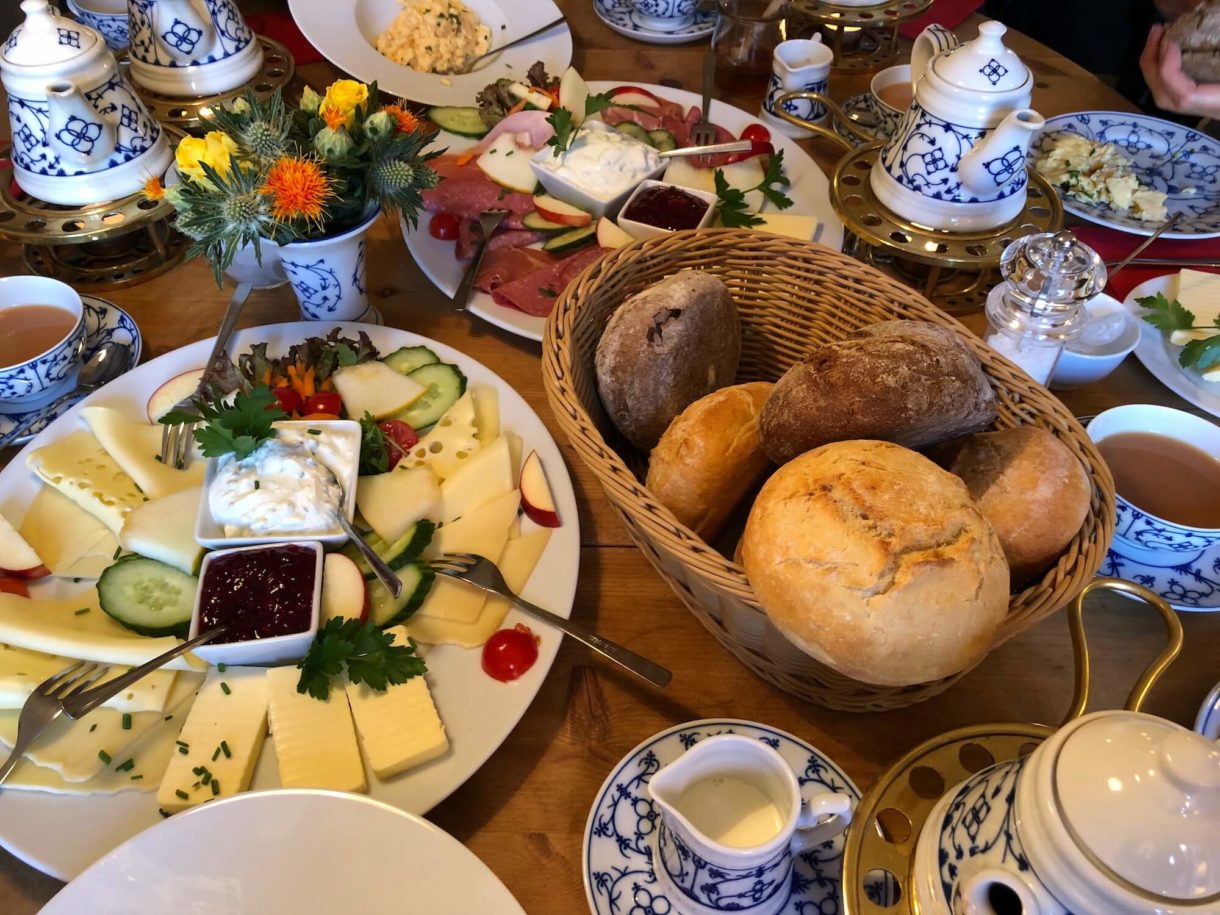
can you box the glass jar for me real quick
[712,0,788,95]
[984,231,1106,385]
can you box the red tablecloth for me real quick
[1070,224,1220,301]
[899,0,984,39]
[246,12,322,67]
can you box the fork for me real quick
[0,628,225,787]
[452,210,509,312]
[689,52,717,148]
[429,552,672,688]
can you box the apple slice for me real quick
[0,576,28,597]
[559,67,590,125]
[532,194,592,227]
[507,81,553,111]
[332,362,426,420]
[476,132,540,194]
[519,450,561,528]
[610,86,662,108]
[322,553,369,623]
[596,217,634,248]
[146,368,206,422]
[0,512,49,579]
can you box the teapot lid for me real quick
[2,0,101,69]
[930,21,1030,95]
[1054,713,1220,904]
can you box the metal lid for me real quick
[931,21,1030,94]
[999,230,1107,315]
[2,0,100,69]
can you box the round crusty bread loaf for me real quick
[646,382,775,541]
[759,321,996,464]
[741,440,1010,687]
[1169,1,1220,83]
[596,270,741,451]
[944,427,1091,586]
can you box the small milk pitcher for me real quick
[761,37,833,138]
[649,734,853,915]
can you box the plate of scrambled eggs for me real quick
[1033,111,1220,239]
[289,0,572,106]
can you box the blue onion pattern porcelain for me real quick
[277,207,379,322]
[65,0,128,51]
[760,39,832,140]
[1195,681,1220,739]
[1034,112,1220,239]
[127,0,263,96]
[594,0,715,45]
[583,720,859,915]
[630,0,698,31]
[1101,539,1220,611]
[0,278,86,408]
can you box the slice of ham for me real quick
[475,247,554,292]
[600,104,665,132]
[471,109,554,154]
[423,178,534,229]
[491,245,608,316]
[455,220,545,261]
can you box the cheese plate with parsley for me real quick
[402,75,844,342]
[0,322,580,879]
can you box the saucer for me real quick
[0,296,141,446]
[1196,681,1220,739]
[594,0,716,44]
[583,719,860,915]
[1101,540,1220,612]
[834,92,890,145]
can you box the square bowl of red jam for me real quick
[616,180,718,241]
[189,541,323,666]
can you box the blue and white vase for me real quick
[276,207,378,323]
[760,38,833,139]
[126,0,263,97]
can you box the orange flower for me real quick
[143,175,166,200]
[384,104,421,134]
[260,156,332,223]
[320,102,347,132]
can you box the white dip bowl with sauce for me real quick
[530,122,666,218]
[195,419,362,549]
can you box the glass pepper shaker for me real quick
[984,231,1107,385]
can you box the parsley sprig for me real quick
[545,92,618,157]
[296,617,428,700]
[1136,292,1220,374]
[160,385,286,461]
[713,150,794,228]
[358,412,391,476]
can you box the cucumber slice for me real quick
[522,211,570,233]
[368,561,434,628]
[614,122,652,145]
[342,520,437,579]
[542,224,598,254]
[428,106,490,138]
[98,556,197,638]
[397,363,467,430]
[648,129,677,152]
[383,345,441,376]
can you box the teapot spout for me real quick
[957,108,1045,197]
[45,81,117,166]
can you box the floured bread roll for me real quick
[1168,1,1220,83]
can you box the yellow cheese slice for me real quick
[0,642,177,712]
[19,487,117,580]
[435,435,513,523]
[1173,269,1220,324]
[119,486,205,575]
[752,213,819,241]
[400,391,481,481]
[25,430,146,533]
[266,666,366,793]
[79,406,205,500]
[355,465,440,545]
[157,667,268,813]
[470,385,500,443]
[0,593,204,672]
[0,672,200,782]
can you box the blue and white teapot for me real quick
[0,0,171,206]
[870,21,1045,232]
[127,0,263,98]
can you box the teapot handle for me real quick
[1061,577,1183,726]
[772,92,868,150]
[910,24,960,85]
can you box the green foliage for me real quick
[296,617,428,700]
[160,385,287,460]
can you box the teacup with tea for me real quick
[865,64,912,139]
[0,276,86,413]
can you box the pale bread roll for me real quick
[1168,1,1220,83]
[741,440,1010,687]
[647,382,774,540]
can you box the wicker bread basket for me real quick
[542,230,1116,712]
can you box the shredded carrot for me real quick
[455,147,479,166]
[320,378,334,392]
[302,366,316,398]
[300,411,340,420]
[262,368,272,385]
[507,99,527,116]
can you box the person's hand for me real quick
[1141,24,1220,118]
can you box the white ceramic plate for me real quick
[403,81,846,342]
[592,0,716,44]
[1120,275,1220,419]
[288,0,572,107]
[0,322,580,880]
[40,790,527,914]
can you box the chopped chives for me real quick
[192,766,205,776]
[217,663,227,673]
[164,714,174,721]
[220,740,231,759]
[178,746,189,754]
[130,774,143,781]
[73,607,90,616]
[307,429,321,435]
[212,746,221,761]
[211,779,220,796]
[159,808,170,818]
[97,750,111,765]
[89,723,98,732]
[253,480,260,490]
[175,740,189,748]
[201,771,212,785]
[175,789,189,800]
[115,758,135,773]
[220,682,231,695]
[113,546,122,560]
[121,713,132,730]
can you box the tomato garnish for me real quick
[429,213,461,240]
[377,419,419,471]
[302,392,342,416]
[741,123,771,144]
[271,386,303,416]
[482,624,540,682]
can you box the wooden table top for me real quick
[3,8,1218,913]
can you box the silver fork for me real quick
[453,210,509,312]
[429,553,672,688]
[689,52,717,148]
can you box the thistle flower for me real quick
[206,90,290,165]
[364,110,393,140]
[261,156,333,225]
[142,175,166,201]
[226,96,251,115]
[370,158,417,195]
[314,125,353,159]
[300,85,322,113]
[383,105,421,135]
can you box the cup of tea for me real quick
[631,0,700,31]
[866,64,912,139]
[760,37,834,137]
[1086,405,1220,555]
[0,276,86,411]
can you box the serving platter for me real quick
[403,81,846,342]
[0,321,580,880]
[288,0,572,107]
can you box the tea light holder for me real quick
[787,0,933,73]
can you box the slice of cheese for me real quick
[80,406,205,500]
[752,213,819,241]
[0,672,200,782]
[119,486,205,575]
[266,666,366,793]
[25,430,146,533]
[0,593,204,672]
[345,629,447,779]
[435,435,513,523]
[0,642,177,712]
[355,465,440,545]
[157,667,268,813]
[470,385,500,443]
[1169,269,1220,344]
[400,391,481,480]
[19,487,117,580]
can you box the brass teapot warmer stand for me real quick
[788,0,933,74]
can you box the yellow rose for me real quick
[175,131,239,186]
[320,79,369,128]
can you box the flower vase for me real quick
[275,206,378,322]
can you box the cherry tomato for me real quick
[482,624,540,682]
[271,386,303,416]
[0,576,29,598]
[429,213,461,240]
[377,419,419,471]
[303,392,342,416]
[741,124,771,144]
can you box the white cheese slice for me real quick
[266,666,366,793]
[79,406,205,500]
[119,486,205,575]
[400,391,481,481]
[435,435,513,523]
[0,642,177,712]
[25,430,146,533]
[19,486,117,580]
[0,593,204,672]
[470,385,500,443]
[1173,269,1220,327]
[157,667,268,813]
[752,213,819,241]
[1202,364,1220,383]
[355,465,440,545]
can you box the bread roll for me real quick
[741,440,1010,687]
[596,271,741,451]
[647,382,774,540]
[943,427,1091,585]
[1168,1,1220,83]
[759,320,996,464]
